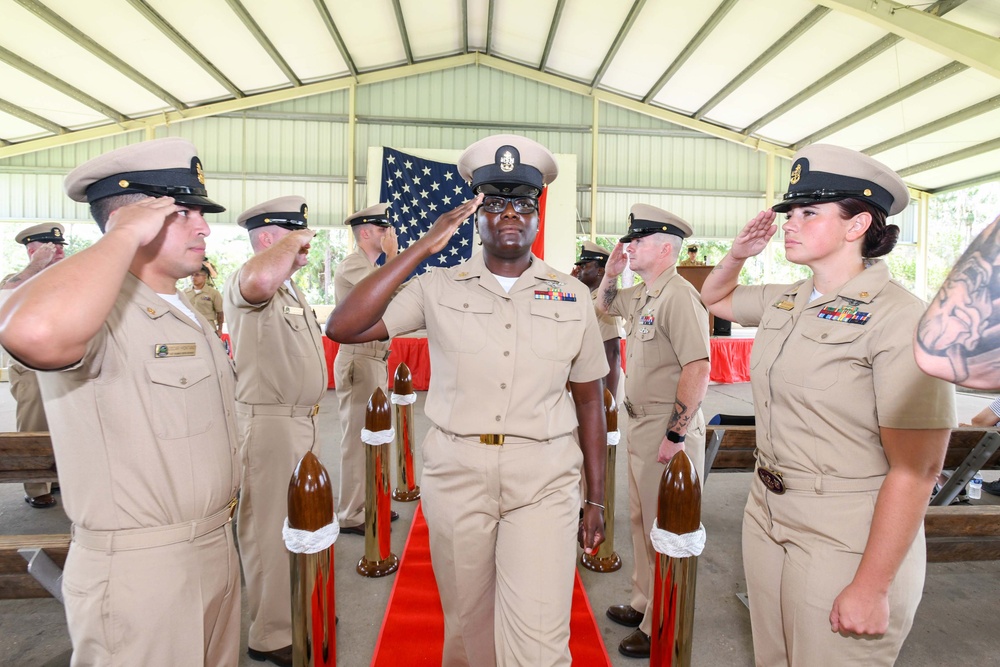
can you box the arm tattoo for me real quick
[601,283,618,311]
[917,216,1000,383]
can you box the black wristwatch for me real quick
[666,430,685,443]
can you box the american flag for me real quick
[379,147,475,277]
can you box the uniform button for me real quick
[504,351,510,357]
[463,303,469,309]
[180,377,188,385]
[505,323,511,329]
[821,333,828,339]
[500,383,507,389]
[495,415,501,422]
[555,313,560,318]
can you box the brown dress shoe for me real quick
[341,511,400,535]
[606,603,644,627]
[618,629,651,658]
[24,493,56,509]
[248,645,292,666]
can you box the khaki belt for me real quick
[755,464,885,494]
[338,346,391,361]
[622,399,674,419]
[72,497,238,553]
[433,426,542,447]
[236,402,319,417]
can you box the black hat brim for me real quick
[172,194,226,214]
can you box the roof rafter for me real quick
[590,0,647,89]
[124,0,244,99]
[223,0,301,87]
[461,0,469,54]
[390,0,414,65]
[864,92,1000,156]
[898,136,1000,178]
[0,45,127,123]
[795,60,967,149]
[486,0,495,56]
[539,0,567,71]
[0,97,68,135]
[642,0,739,104]
[743,0,968,136]
[11,0,185,110]
[695,6,830,120]
[818,0,1000,78]
[311,0,357,78]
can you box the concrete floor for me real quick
[0,380,998,667]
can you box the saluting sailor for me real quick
[0,138,241,667]
[701,144,956,666]
[326,134,609,666]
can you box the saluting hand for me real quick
[381,226,399,260]
[604,242,627,278]
[105,196,182,247]
[26,243,61,270]
[284,229,316,269]
[421,194,484,254]
[730,209,778,260]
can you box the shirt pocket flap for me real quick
[801,325,865,345]
[146,357,212,389]
[529,302,582,322]
[439,292,494,315]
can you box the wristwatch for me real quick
[666,430,685,443]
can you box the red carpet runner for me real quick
[371,503,612,666]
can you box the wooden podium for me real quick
[678,265,717,333]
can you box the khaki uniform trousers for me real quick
[625,405,705,637]
[333,348,388,528]
[422,428,582,667]
[235,405,317,651]
[63,520,239,667]
[9,364,51,498]
[742,473,924,666]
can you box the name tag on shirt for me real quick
[284,306,304,316]
[154,343,196,358]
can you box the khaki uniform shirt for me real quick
[184,285,223,326]
[731,260,956,478]
[335,249,391,357]
[223,268,326,406]
[382,253,609,439]
[609,266,711,406]
[0,273,47,432]
[32,274,240,531]
[592,290,624,343]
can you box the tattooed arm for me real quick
[701,209,777,321]
[0,244,62,291]
[658,358,711,464]
[595,242,626,315]
[915,213,1000,388]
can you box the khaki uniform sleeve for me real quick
[873,299,956,430]
[607,283,636,320]
[663,284,711,366]
[570,302,611,383]
[211,288,223,314]
[337,253,374,291]
[383,275,428,338]
[731,284,785,327]
[223,265,267,311]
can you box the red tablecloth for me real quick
[323,335,752,390]
[618,336,752,384]
[324,337,431,390]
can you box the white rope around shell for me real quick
[283,516,339,554]
[607,430,621,446]
[361,428,395,445]
[649,518,706,558]
[391,392,417,405]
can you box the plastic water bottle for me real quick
[969,473,983,500]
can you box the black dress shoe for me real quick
[24,493,56,509]
[248,645,292,666]
[618,629,651,658]
[606,604,644,627]
[341,511,400,535]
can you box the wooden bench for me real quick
[703,424,1000,562]
[0,431,66,600]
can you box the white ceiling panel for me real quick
[0,0,996,192]
[905,147,1000,191]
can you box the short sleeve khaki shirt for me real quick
[382,254,609,439]
[608,267,711,406]
[730,260,956,477]
[35,274,240,531]
[223,267,327,406]
[335,249,391,356]
[592,290,624,343]
[184,285,223,324]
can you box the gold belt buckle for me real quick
[480,434,504,446]
[227,496,239,519]
[757,467,785,494]
[310,404,320,417]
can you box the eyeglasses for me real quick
[480,195,538,214]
